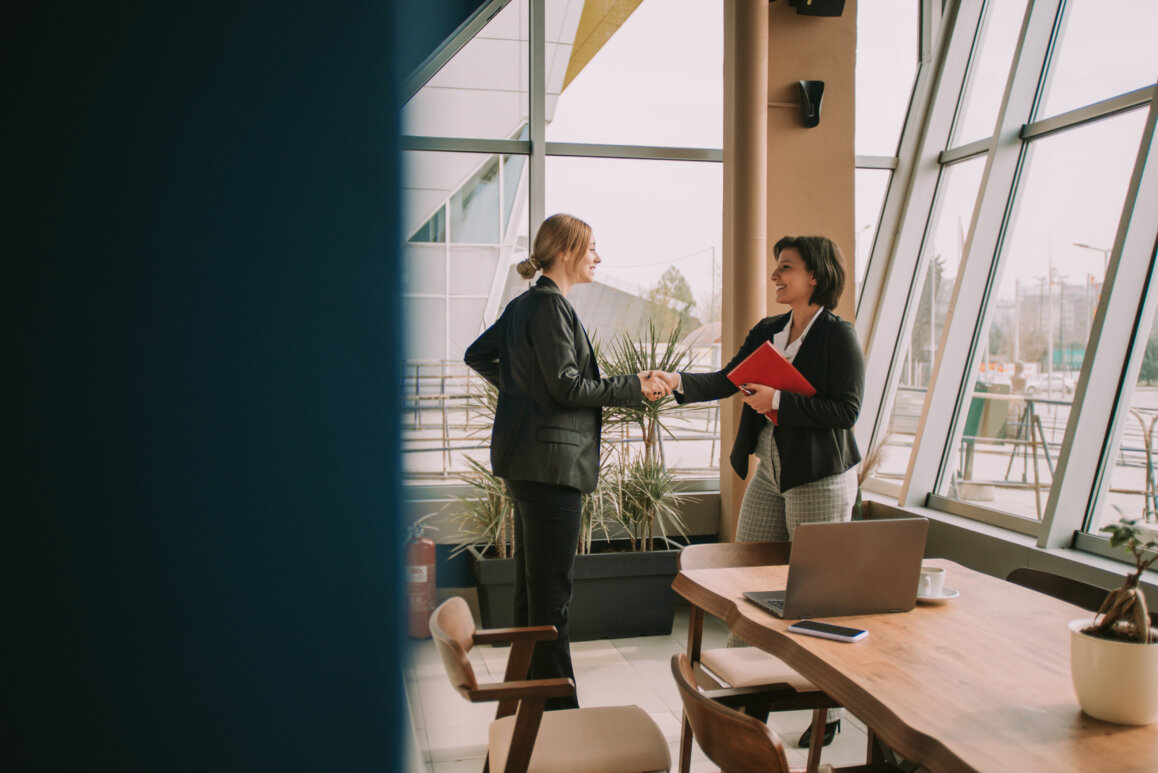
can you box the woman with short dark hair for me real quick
[655,234,863,746]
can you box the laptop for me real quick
[743,517,928,619]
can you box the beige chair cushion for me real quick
[489,704,670,773]
[700,647,816,691]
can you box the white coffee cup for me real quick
[918,566,946,598]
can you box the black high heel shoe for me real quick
[797,718,841,748]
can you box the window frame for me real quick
[860,0,1158,562]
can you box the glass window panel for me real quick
[403,151,504,245]
[545,155,723,474]
[545,156,722,340]
[936,110,1147,520]
[545,0,723,147]
[855,0,918,156]
[1037,0,1158,119]
[408,206,446,244]
[1100,309,1158,531]
[400,0,528,140]
[449,246,501,296]
[873,157,985,485]
[404,297,447,362]
[402,244,446,296]
[854,168,891,301]
[502,152,527,236]
[450,156,501,244]
[951,0,1029,147]
[448,298,490,361]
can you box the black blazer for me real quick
[464,276,642,493]
[677,309,863,491]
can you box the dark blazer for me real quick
[677,309,863,491]
[464,276,642,493]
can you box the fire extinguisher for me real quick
[406,515,438,639]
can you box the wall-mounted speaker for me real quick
[799,80,824,128]
[777,0,847,17]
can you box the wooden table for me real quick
[672,559,1158,772]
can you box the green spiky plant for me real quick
[451,321,699,555]
[1082,518,1158,644]
[579,449,619,554]
[449,456,515,559]
[602,448,691,552]
[597,319,699,466]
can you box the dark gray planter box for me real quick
[469,543,681,641]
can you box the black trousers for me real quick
[505,478,582,711]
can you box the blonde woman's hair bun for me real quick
[516,256,541,279]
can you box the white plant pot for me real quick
[1069,618,1158,725]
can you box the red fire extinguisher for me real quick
[406,515,438,639]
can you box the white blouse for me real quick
[769,307,824,411]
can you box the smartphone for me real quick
[788,620,868,643]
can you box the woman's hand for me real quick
[653,370,680,392]
[638,371,672,401]
[739,383,777,414]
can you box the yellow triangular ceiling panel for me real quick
[563,0,645,91]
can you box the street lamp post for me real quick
[1073,242,1111,277]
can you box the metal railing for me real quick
[400,360,722,479]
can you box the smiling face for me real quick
[564,237,601,286]
[771,247,817,307]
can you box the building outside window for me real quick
[861,0,1158,558]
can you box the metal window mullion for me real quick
[901,0,1063,507]
[400,136,530,155]
[855,0,979,458]
[938,137,990,164]
[528,0,545,241]
[1041,96,1158,547]
[920,0,939,66]
[443,238,452,362]
[854,155,898,170]
[544,142,722,162]
[1021,85,1156,142]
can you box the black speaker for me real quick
[799,80,824,128]
[785,0,846,17]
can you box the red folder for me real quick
[727,341,815,424]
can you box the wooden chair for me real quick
[677,542,842,773]
[428,597,671,773]
[1006,567,1110,612]
[1006,566,1158,626]
[671,654,901,773]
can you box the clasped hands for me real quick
[637,370,778,412]
[637,370,682,402]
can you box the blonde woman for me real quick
[465,214,669,709]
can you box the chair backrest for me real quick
[670,653,790,773]
[678,541,791,571]
[1006,567,1109,614]
[429,597,480,695]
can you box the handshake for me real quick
[637,370,680,402]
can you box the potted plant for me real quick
[448,322,700,640]
[1069,517,1158,725]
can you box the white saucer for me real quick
[916,587,960,605]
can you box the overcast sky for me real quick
[541,0,1157,306]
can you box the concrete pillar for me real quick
[767,1,857,322]
[720,1,857,538]
[720,0,769,539]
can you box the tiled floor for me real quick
[404,606,874,772]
